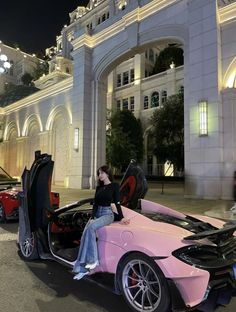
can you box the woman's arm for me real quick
[113,183,130,224]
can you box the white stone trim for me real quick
[2,77,73,114]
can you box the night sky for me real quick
[0,0,89,56]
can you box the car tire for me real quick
[0,202,6,223]
[117,252,171,312]
[19,231,39,260]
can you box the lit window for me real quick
[144,96,149,109]
[123,71,129,85]
[130,96,134,111]
[161,90,167,104]
[117,74,121,87]
[122,98,128,110]
[130,69,134,83]
[151,92,159,108]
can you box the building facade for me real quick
[0,42,42,94]
[1,0,236,199]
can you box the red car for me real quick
[0,166,59,222]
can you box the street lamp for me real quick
[0,49,11,74]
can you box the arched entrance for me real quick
[51,113,70,186]
[27,123,40,168]
[7,128,18,176]
[94,35,186,179]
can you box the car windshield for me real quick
[0,167,14,181]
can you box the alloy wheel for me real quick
[122,259,162,312]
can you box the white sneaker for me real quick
[73,271,89,280]
[85,261,99,270]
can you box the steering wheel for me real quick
[71,211,88,230]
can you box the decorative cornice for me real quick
[219,1,236,23]
[3,77,73,114]
[73,0,179,50]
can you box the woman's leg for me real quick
[73,213,113,272]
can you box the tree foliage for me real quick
[150,92,184,171]
[106,110,143,172]
[33,60,49,80]
[21,72,34,86]
[152,46,184,74]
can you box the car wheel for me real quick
[118,253,171,312]
[0,202,6,223]
[19,231,39,260]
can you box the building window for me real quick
[179,85,184,94]
[130,96,134,111]
[107,12,110,19]
[151,92,159,108]
[122,98,129,110]
[123,71,129,85]
[117,74,121,87]
[117,100,121,110]
[149,49,154,63]
[87,23,92,30]
[161,90,167,104]
[102,13,106,22]
[97,17,101,25]
[144,96,149,109]
[130,69,134,83]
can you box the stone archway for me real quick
[27,122,40,168]
[50,110,71,186]
[91,31,187,181]
[7,128,18,176]
[22,115,42,168]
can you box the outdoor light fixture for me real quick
[170,61,175,69]
[199,101,208,136]
[0,49,11,74]
[74,128,79,150]
[118,0,127,10]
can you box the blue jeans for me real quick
[73,206,114,273]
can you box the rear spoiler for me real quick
[184,224,236,244]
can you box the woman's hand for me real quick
[120,217,130,225]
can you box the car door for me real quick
[119,159,148,209]
[19,151,55,234]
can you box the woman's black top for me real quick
[92,182,124,220]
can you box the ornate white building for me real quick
[1,0,236,200]
[0,41,42,94]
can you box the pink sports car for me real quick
[18,152,236,312]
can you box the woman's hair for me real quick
[97,165,113,186]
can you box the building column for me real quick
[184,0,223,199]
[69,44,99,189]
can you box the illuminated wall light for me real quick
[170,61,175,69]
[74,128,79,150]
[199,101,208,136]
